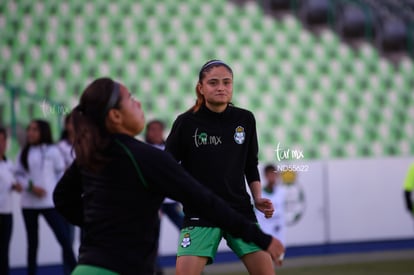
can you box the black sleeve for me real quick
[139,148,272,250]
[245,112,260,183]
[53,161,84,226]
[165,115,183,161]
[404,190,413,213]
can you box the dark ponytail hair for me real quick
[72,77,121,172]
[190,59,233,113]
[20,119,53,171]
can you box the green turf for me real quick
[222,259,414,275]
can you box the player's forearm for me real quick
[249,180,262,201]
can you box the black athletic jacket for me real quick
[165,104,261,227]
[53,133,271,275]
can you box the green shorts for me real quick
[177,226,262,264]
[71,265,119,275]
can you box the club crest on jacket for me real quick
[234,126,245,144]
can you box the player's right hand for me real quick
[267,237,285,266]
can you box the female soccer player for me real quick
[53,77,284,275]
[166,60,284,275]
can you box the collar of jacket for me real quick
[197,103,232,119]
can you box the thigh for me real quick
[241,250,275,275]
[177,227,222,265]
[41,208,64,230]
[0,214,12,248]
[176,256,208,275]
[72,265,119,275]
[41,209,70,243]
[224,232,262,258]
[22,209,39,237]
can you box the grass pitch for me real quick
[222,258,414,275]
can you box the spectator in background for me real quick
[15,119,76,275]
[145,119,166,150]
[255,164,286,246]
[56,113,77,275]
[403,163,414,217]
[57,113,75,169]
[0,127,22,275]
[145,119,184,275]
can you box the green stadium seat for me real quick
[1,0,414,160]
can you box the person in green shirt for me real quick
[403,163,414,216]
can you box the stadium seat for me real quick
[0,0,413,161]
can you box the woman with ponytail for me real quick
[53,77,284,275]
[166,60,284,275]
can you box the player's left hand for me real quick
[254,198,274,218]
